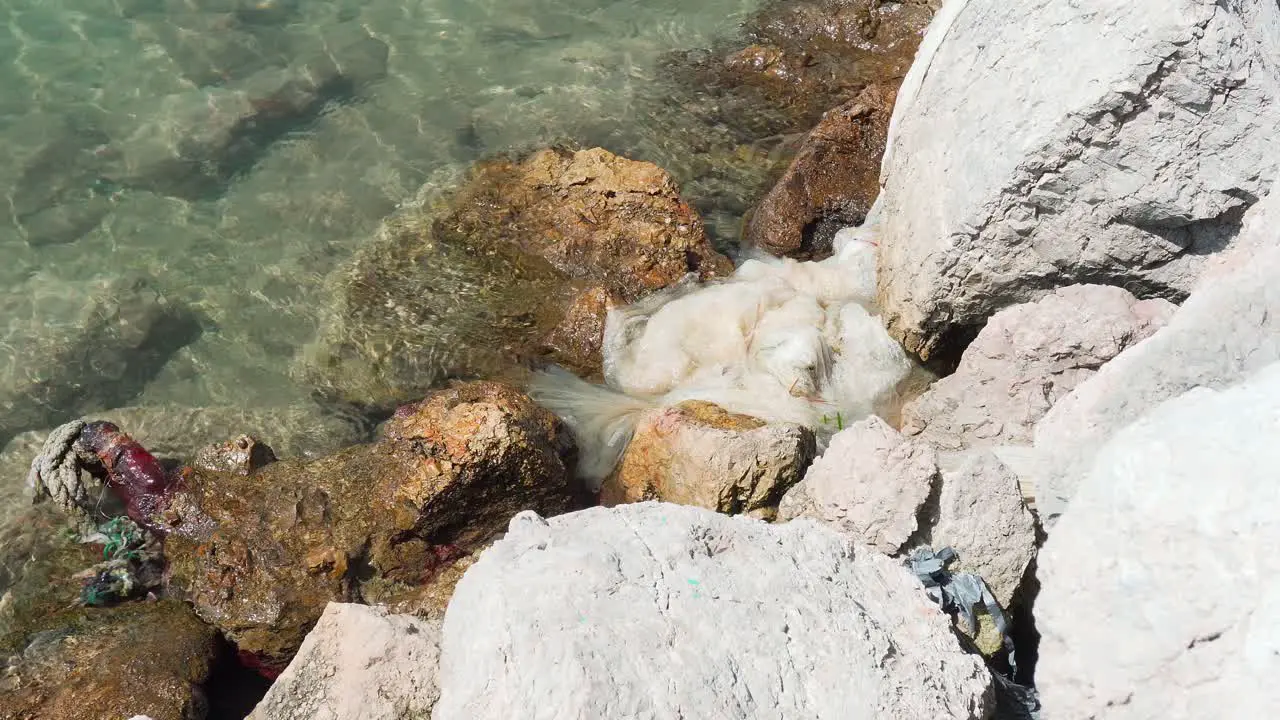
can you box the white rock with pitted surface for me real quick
[876,0,1280,361]
[434,502,994,720]
[1036,362,1280,718]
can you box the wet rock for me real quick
[302,148,731,410]
[745,84,895,260]
[876,0,1280,364]
[0,276,203,448]
[0,598,218,720]
[665,0,935,138]
[1033,183,1280,520]
[927,452,1036,607]
[193,435,277,476]
[160,381,578,669]
[104,25,389,199]
[0,402,362,523]
[444,147,732,300]
[900,285,1175,458]
[1036,363,1280,718]
[535,285,621,381]
[95,404,364,461]
[777,416,936,553]
[601,401,815,518]
[300,204,577,410]
[0,502,217,720]
[248,603,441,720]
[434,503,994,719]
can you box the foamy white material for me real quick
[531,233,913,486]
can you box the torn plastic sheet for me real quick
[908,546,1041,720]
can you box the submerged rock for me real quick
[778,416,936,554]
[104,24,389,200]
[900,285,1175,458]
[1036,363,1280,717]
[248,603,442,720]
[0,276,202,448]
[876,0,1280,363]
[745,84,896,260]
[602,401,815,518]
[665,0,935,138]
[159,382,578,669]
[302,147,731,410]
[435,503,994,719]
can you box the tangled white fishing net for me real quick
[531,229,918,487]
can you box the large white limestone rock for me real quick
[900,285,1173,459]
[876,0,1280,362]
[777,416,937,554]
[1036,362,1280,718]
[1034,182,1280,518]
[434,502,994,720]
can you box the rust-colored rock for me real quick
[601,401,815,518]
[301,148,729,410]
[746,85,896,259]
[536,285,622,381]
[160,381,579,669]
[445,147,732,300]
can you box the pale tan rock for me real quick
[602,401,814,518]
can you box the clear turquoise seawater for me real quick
[0,0,760,417]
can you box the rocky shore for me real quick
[3,0,1280,718]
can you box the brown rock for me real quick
[301,148,730,409]
[0,599,217,720]
[445,147,732,301]
[664,0,934,137]
[193,435,278,475]
[602,401,815,518]
[0,505,217,720]
[536,285,621,381]
[746,85,895,259]
[159,381,579,670]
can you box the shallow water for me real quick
[0,0,763,418]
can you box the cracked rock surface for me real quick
[1033,181,1280,519]
[434,502,994,720]
[900,284,1175,458]
[1036,362,1280,717]
[876,0,1280,363]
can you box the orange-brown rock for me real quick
[444,147,732,300]
[601,401,815,519]
[160,381,580,670]
[536,285,622,381]
[746,85,896,259]
[301,148,729,410]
